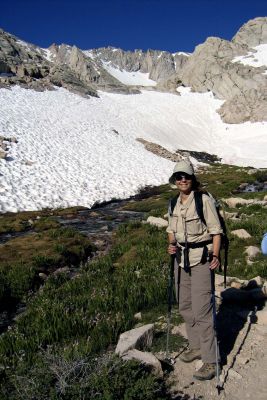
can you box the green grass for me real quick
[0,226,94,311]
[0,221,173,398]
[0,207,87,234]
[0,163,266,399]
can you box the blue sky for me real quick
[1,0,266,52]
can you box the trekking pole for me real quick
[165,253,176,363]
[220,202,229,289]
[210,269,221,394]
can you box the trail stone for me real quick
[245,247,261,260]
[237,356,250,365]
[228,369,243,379]
[231,229,251,239]
[122,349,163,377]
[223,211,240,220]
[0,148,6,159]
[146,216,168,228]
[254,325,267,336]
[195,359,204,370]
[223,197,254,208]
[256,309,267,325]
[215,273,225,287]
[134,312,142,321]
[38,272,48,280]
[231,281,243,289]
[171,322,188,339]
[115,323,154,355]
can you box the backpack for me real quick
[168,191,229,287]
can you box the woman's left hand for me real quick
[209,255,220,270]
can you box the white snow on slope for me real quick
[42,48,54,62]
[101,61,157,86]
[232,44,267,71]
[16,39,32,52]
[0,86,266,213]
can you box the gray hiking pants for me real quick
[175,260,217,363]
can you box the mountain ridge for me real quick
[1,17,267,123]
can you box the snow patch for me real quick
[16,39,31,52]
[101,62,157,86]
[232,44,267,70]
[42,48,54,62]
[0,86,266,213]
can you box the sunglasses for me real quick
[174,172,193,181]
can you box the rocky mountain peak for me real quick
[232,17,267,47]
[0,17,267,124]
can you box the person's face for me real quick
[174,173,193,194]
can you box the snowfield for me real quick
[232,44,267,72]
[0,85,266,212]
[101,61,157,86]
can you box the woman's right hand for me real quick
[167,243,177,255]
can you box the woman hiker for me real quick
[166,160,222,381]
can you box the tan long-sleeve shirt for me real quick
[166,191,223,267]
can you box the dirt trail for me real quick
[169,303,267,400]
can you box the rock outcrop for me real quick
[0,30,136,96]
[115,323,154,356]
[162,17,267,123]
[86,47,189,82]
[232,17,267,47]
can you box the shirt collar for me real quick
[179,190,194,209]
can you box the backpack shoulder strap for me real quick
[194,191,207,225]
[168,194,179,216]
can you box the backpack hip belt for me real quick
[178,239,213,249]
